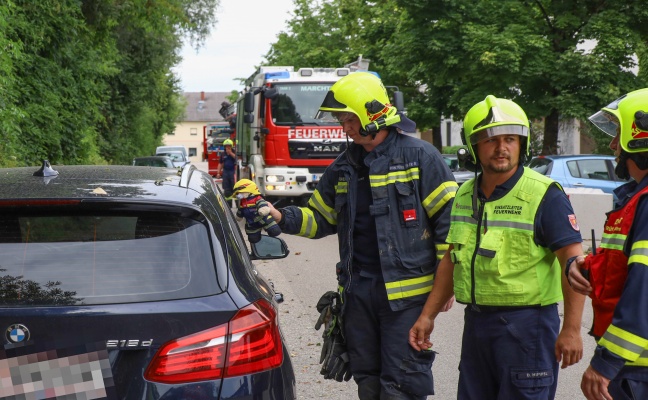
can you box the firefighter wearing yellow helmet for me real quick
[460,94,531,171]
[316,71,416,139]
[216,138,237,204]
[267,71,458,397]
[411,95,585,400]
[233,178,280,243]
[567,88,648,400]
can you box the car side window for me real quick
[576,159,612,181]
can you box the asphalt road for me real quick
[195,161,597,399]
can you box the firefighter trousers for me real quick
[222,169,235,200]
[457,304,560,400]
[608,369,648,399]
[344,269,434,400]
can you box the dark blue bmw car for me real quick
[0,163,295,399]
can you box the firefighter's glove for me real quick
[319,330,352,382]
[315,291,350,382]
[314,291,340,331]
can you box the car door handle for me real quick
[573,183,584,186]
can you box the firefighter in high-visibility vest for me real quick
[268,72,458,399]
[568,88,648,400]
[409,95,586,400]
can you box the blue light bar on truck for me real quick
[265,71,291,80]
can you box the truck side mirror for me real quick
[264,87,278,99]
[393,91,405,112]
[244,114,254,123]
[244,92,255,113]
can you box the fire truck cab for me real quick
[236,66,355,206]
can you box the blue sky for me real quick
[174,0,294,93]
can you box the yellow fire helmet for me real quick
[589,88,648,153]
[233,179,260,196]
[223,139,234,147]
[462,95,530,165]
[316,72,415,135]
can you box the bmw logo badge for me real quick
[5,324,30,343]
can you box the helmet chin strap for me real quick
[344,135,362,168]
[616,151,631,180]
[359,127,378,138]
[618,150,648,180]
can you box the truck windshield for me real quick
[271,83,333,126]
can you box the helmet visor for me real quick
[470,125,529,145]
[471,104,528,132]
[315,111,358,125]
[588,110,619,137]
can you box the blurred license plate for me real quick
[0,347,114,399]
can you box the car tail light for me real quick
[144,299,283,384]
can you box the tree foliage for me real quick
[388,0,648,154]
[263,0,408,97]
[267,0,648,154]
[0,0,219,167]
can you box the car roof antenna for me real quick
[33,160,59,177]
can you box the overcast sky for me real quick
[174,0,294,93]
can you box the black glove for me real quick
[315,291,351,382]
[319,329,352,382]
[315,291,339,331]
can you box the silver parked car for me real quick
[156,151,189,168]
[442,154,474,185]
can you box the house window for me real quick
[190,128,197,136]
[189,148,197,157]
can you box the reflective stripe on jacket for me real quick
[449,168,562,306]
[594,186,648,366]
[585,186,648,337]
[281,130,457,311]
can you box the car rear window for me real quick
[0,211,220,306]
[528,158,553,175]
[566,159,612,181]
[134,158,170,167]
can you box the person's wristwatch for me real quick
[564,255,580,279]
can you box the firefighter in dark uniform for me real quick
[568,88,648,400]
[216,138,236,205]
[268,72,458,399]
[409,95,586,400]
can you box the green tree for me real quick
[0,0,218,167]
[387,0,648,154]
[264,0,351,68]
[82,0,217,164]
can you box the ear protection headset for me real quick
[361,100,403,136]
[635,111,648,131]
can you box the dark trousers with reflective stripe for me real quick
[458,304,559,400]
[344,270,434,399]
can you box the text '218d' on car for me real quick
[0,161,296,399]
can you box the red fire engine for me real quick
[203,102,236,177]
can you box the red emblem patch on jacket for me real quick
[568,214,580,231]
